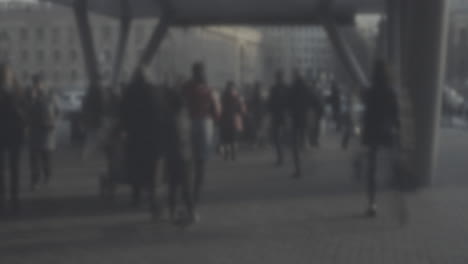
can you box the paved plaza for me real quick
[1,130,467,264]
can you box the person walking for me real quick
[288,69,311,178]
[362,59,399,217]
[248,81,266,148]
[328,81,342,132]
[26,74,58,190]
[120,68,163,217]
[308,80,324,148]
[163,85,196,225]
[183,62,221,210]
[220,81,246,161]
[0,64,26,216]
[268,70,288,166]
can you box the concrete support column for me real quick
[73,0,100,88]
[111,0,132,88]
[322,15,370,88]
[136,15,170,70]
[402,0,450,187]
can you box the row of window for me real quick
[20,70,81,83]
[17,49,80,63]
[0,24,149,45]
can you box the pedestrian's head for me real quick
[292,68,303,82]
[274,70,284,84]
[0,63,14,91]
[372,58,391,91]
[253,81,262,93]
[192,61,206,84]
[226,80,235,93]
[32,73,44,88]
[132,66,149,87]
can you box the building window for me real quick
[102,25,112,41]
[20,28,28,41]
[70,49,78,62]
[36,50,44,64]
[53,71,60,82]
[70,70,78,81]
[103,50,112,63]
[21,50,29,62]
[52,27,61,44]
[53,50,62,62]
[0,30,10,42]
[68,27,76,44]
[36,27,44,42]
[135,24,145,43]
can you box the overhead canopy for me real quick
[41,0,384,25]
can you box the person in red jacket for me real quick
[183,62,221,214]
[220,81,247,161]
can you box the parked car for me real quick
[55,89,86,115]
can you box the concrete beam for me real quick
[134,0,172,73]
[73,0,100,88]
[110,0,132,88]
[322,13,370,88]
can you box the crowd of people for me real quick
[0,58,400,223]
[0,65,59,216]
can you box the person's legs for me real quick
[126,144,141,207]
[291,124,301,178]
[342,122,352,150]
[42,149,52,184]
[29,145,40,190]
[8,146,21,213]
[0,148,6,214]
[272,121,283,165]
[181,160,194,220]
[147,156,160,217]
[366,146,378,216]
[167,158,178,220]
[193,158,205,206]
[312,115,321,147]
[230,142,236,161]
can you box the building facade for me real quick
[0,3,264,90]
[262,26,336,83]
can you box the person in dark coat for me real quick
[163,85,195,225]
[268,70,288,166]
[220,81,246,161]
[26,74,58,190]
[250,82,266,147]
[0,64,26,216]
[308,80,324,148]
[328,81,342,131]
[120,68,163,216]
[362,59,400,217]
[288,69,311,178]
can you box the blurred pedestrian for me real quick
[341,92,354,150]
[248,81,266,148]
[163,85,195,225]
[0,64,26,216]
[26,74,58,190]
[308,80,324,148]
[183,62,221,211]
[328,81,342,132]
[80,83,104,160]
[268,70,288,166]
[120,67,163,217]
[362,59,399,217]
[220,81,246,161]
[288,69,311,178]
